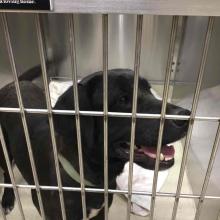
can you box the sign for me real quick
[0,0,52,11]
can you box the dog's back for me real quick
[0,64,45,214]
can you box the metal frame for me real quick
[1,183,220,199]
[0,11,219,220]
[1,0,220,16]
[0,108,220,122]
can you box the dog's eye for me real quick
[119,95,128,104]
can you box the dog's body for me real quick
[0,67,190,219]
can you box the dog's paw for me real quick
[2,205,14,215]
[1,193,15,215]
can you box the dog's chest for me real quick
[87,203,104,219]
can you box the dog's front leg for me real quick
[31,189,63,220]
[1,170,15,214]
[90,193,114,220]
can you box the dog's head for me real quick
[54,69,190,173]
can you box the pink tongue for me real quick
[139,145,175,158]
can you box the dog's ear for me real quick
[53,84,95,149]
[79,73,104,110]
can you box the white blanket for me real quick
[49,80,169,216]
[116,163,168,216]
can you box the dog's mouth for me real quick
[116,142,175,170]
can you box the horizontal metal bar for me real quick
[49,76,198,87]
[1,0,220,16]
[0,107,219,121]
[51,76,197,86]
[1,183,220,200]
[50,76,197,86]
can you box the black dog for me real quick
[0,67,190,219]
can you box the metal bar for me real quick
[0,107,220,121]
[50,76,199,86]
[126,14,143,220]
[102,14,109,220]
[149,16,179,220]
[0,125,25,220]
[1,12,46,220]
[2,0,220,17]
[170,16,187,99]
[35,14,67,220]
[0,204,7,220]
[194,121,220,220]
[171,17,187,80]
[171,16,215,220]
[67,14,87,220]
[1,183,220,200]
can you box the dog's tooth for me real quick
[160,153,165,161]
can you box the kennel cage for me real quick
[0,1,220,220]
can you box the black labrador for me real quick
[0,67,190,219]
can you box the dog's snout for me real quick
[172,109,191,128]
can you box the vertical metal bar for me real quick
[126,14,143,220]
[170,16,187,100]
[171,16,215,220]
[1,12,46,220]
[194,121,220,220]
[67,14,87,220]
[35,14,67,220]
[0,204,7,220]
[150,16,179,220]
[102,14,109,220]
[0,125,25,220]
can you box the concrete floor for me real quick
[0,141,196,220]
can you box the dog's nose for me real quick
[172,109,191,128]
